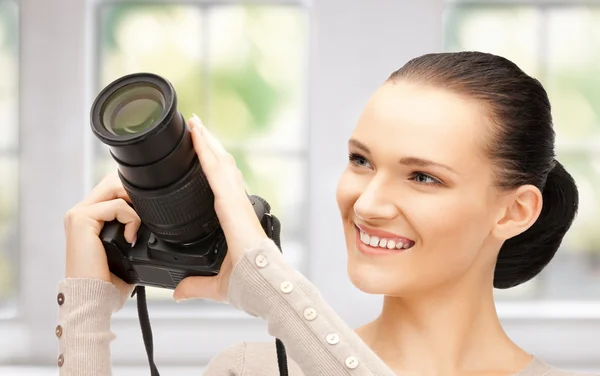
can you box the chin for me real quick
[346,259,411,296]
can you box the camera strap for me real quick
[133,213,289,376]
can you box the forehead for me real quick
[353,81,490,171]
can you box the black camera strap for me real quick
[133,213,288,376]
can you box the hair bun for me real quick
[494,159,579,289]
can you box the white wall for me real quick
[307,0,445,325]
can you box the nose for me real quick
[353,177,398,222]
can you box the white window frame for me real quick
[2,0,599,370]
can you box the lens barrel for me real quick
[91,73,219,244]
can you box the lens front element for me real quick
[101,83,165,136]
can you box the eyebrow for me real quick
[348,138,459,175]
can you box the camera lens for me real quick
[90,73,219,244]
[101,83,165,136]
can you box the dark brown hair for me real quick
[387,51,579,289]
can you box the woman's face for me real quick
[336,81,505,297]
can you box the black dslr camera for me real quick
[90,72,281,290]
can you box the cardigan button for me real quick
[280,281,294,293]
[255,254,268,268]
[326,333,340,345]
[303,307,317,321]
[345,356,359,369]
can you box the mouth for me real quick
[354,224,415,255]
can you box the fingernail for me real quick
[192,113,203,127]
[131,235,137,248]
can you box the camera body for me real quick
[100,194,275,289]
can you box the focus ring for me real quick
[122,160,219,243]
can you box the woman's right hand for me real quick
[63,172,140,296]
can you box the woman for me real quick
[57,51,596,376]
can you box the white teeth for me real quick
[358,229,413,251]
[361,232,370,245]
[369,236,380,247]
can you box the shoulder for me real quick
[545,368,600,376]
[204,341,303,376]
[526,357,600,376]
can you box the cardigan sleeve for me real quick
[202,342,246,375]
[55,278,127,376]
[54,238,397,376]
[227,238,396,376]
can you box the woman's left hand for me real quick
[172,115,269,303]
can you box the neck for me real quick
[356,280,532,375]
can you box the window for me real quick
[444,3,600,301]
[91,3,309,300]
[0,0,18,311]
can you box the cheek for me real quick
[407,189,493,275]
[405,188,490,241]
[336,168,362,216]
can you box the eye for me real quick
[410,172,443,186]
[348,152,372,169]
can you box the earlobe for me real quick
[492,185,543,240]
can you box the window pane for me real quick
[0,158,18,307]
[95,4,309,300]
[546,7,600,144]
[0,1,17,151]
[207,6,308,151]
[0,1,18,308]
[444,6,541,77]
[231,150,307,264]
[96,4,204,180]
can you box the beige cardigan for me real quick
[55,238,597,376]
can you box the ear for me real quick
[491,185,543,240]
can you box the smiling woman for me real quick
[331,51,586,374]
[338,53,576,303]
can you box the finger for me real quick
[191,114,228,157]
[173,275,222,302]
[81,198,141,243]
[79,172,131,207]
[189,116,218,174]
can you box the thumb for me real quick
[173,276,223,303]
